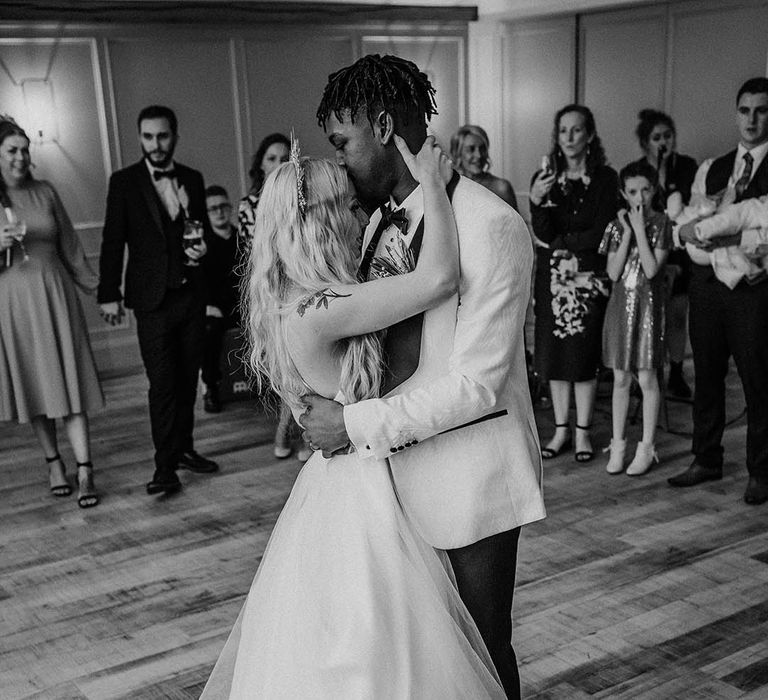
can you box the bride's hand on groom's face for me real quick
[298,394,350,456]
[394,134,453,186]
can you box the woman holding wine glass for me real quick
[0,117,104,507]
[529,105,619,463]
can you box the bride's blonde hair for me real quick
[241,157,383,410]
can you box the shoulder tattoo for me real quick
[297,288,351,316]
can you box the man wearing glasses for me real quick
[202,185,241,413]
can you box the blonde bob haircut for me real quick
[241,157,383,410]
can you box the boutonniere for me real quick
[177,184,190,219]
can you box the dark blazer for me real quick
[98,160,208,312]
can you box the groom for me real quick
[302,55,545,699]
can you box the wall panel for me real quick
[501,17,576,216]
[244,33,354,163]
[669,1,768,162]
[580,7,667,170]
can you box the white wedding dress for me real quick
[200,394,505,699]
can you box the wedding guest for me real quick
[237,132,290,257]
[201,185,240,413]
[450,124,518,210]
[668,78,768,505]
[632,109,698,398]
[0,117,103,507]
[238,131,310,461]
[529,104,619,463]
[98,105,219,496]
[601,161,671,476]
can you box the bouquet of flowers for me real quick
[550,251,608,338]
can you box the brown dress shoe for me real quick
[744,477,768,505]
[667,462,722,487]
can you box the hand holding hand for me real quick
[529,170,556,206]
[99,301,125,326]
[298,393,351,456]
[394,134,453,186]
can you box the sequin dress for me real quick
[600,211,672,371]
[0,179,104,423]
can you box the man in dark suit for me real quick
[98,105,219,495]
[668,78,768,504]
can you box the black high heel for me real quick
[575,424,595,463]
[76,461,99,508]
[47,454,72,497]
[541,423,572,459]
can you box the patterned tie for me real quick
[734,151,753,200]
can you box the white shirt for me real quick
[145,160,187,220]
[369,185,424,275]
[673,141,768,269]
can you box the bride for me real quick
[200,135,505,699]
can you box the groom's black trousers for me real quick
[447,527,522,700]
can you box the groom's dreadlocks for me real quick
[316,54,438,130]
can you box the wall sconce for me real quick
[21,78,59,144]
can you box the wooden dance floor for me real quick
[2,365,767,699]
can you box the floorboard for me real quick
[1,363,766,698]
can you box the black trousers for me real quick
[446,527,522,700]
[201,314,238,388]
[134,285,205,473]
[688,264,768,479]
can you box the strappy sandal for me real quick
[47,454,72,497]
[575,424,595,463]
[541,423,572,459]
[76,461,99,508]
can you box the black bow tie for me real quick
[379,204,409,235]
[153,169,177,181]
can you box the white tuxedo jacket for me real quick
[344,176,546,549]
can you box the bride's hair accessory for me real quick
[290,130,307,217]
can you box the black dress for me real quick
[632,153,698,295]
[531,165,619,382]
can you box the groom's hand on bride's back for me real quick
[298,394,351,457]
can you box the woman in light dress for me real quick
[200,136,505,698]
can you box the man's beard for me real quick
[142,146,173,169]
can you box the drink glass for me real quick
[539,155,557,208]
[183,219,204,266]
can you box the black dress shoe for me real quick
[203,385,222,414]
[146,470,182,495]
[744,477,768,505]
[667,462,722,487]
[178,450,219,473]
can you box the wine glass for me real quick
[183,219,204,266]
[9,219,29,262]
[539,155,557,208]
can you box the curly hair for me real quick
[317,54,438,131]
[635,109,675,150]
[241,157,383,410]
[548,104,607,176]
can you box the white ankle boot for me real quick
[605,438,627,474]
[626,441,658,476]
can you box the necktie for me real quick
[734,152,753,200]
[379,204,409,235]
[153,169,177,181]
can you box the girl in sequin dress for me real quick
[600,161,672,476]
